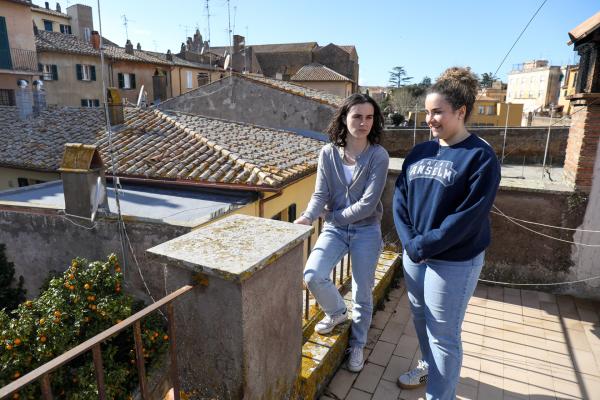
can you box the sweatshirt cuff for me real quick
[405,239,423,263]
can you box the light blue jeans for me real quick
[304,222,382,348]
[402,250,484,400]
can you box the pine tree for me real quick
[0,243,26,312]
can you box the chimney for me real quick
[90,30,100,49]
[233,34,245,54]
[56,2,61,12]
[166,49,173,61]
[136,42,141,50]
[66,4,93,41]
[125,39,134,55]
[45,2,49,9]
[59,144,109,220]
[106,88,124,125]
[32,80,47,116]
[15,80,33,120]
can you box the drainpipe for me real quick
[258,191,283,218]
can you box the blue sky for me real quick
[35,0,598,86]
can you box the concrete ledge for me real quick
[298,250,400,399]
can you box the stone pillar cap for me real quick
[147,214,313,282]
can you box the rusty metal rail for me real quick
[0,284,195,400]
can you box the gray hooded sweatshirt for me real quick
[302,143,389,226]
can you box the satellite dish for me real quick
[90,176,106,222]
[224,54,231,71]
[136,84,146,107]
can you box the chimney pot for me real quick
[90,30,100,49]
[56,2,61,12]
[45,2,49,9]
[166,49,173,61]
[136,42,141,50]
[125,40,134,55]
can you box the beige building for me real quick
[557,65,578,115]
[0,0,39,106]
[409,98,523,127]
[31,1,71,34]
[290,63,353,98]
[478,80,507,102]
[506,60,562,113]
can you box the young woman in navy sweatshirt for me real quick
[393,68,501,399]
[295,94,389,372]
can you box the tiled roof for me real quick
[143,50,217,69]
[291,63,353,82]
[0,106,105,171]
[568,11,600,44]
[7,0,33,6]
[239,74,343,107]
[35,31,170,66]
[95,108,322,188]
[337,45,357,55]
[209,42,318,56]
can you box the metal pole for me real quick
[541,108,553,179]
[501,103,510,164]
[413,103,417,146]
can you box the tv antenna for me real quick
[121,14,133,41]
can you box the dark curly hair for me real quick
[428,67,479,123]
[326,93,384,147]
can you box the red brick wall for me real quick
[564,100,600,192]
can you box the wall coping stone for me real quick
[147,214,313,282]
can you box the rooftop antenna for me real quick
[227,0,232,52]
[121,14,133,41]
[178,24,192,39]
[152,40,158,52]
[205,0,213,80]
[233,5,237,37]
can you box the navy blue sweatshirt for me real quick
[393,134,501,262]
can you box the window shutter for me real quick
[76,64,82,80]
[94,99,100,107]
[90,65,96,81]
[118,73,124,88]
[130,74,136,89]
[81,99,86,107]
[38,63,43,72]
[51,65,58,80]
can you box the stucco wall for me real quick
[37,52,103,107]
[159,76,336,132]
[293,81,351,98]
[381,167,596,299]
[0,209,189,297]
[0,167,59,190]
[381,127,569,165]
[2,2,36,52]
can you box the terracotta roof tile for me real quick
[291,63,353,82]
[0,106,105,171]
[94,108,322,188]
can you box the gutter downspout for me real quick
[258,191,283,218]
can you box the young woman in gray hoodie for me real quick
[295,93,389,372]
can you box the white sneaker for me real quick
[397,360,428,389]
[346,346,364,372]
[314,311,347,334]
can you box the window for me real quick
[84,27,91,42]
[59,24,72,34]
[478,106,485,114]
[197,72,209,86]
[17,178,29,187]
[0,89,15,106]
[487,106,495,115]
[43,20,53,31]
[40,64,58,80]
[118,73,136,89]
[186,71,193,89]
[81,99,100,107]
[76,64,96,81]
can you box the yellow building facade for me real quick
[557,65,578,115]
[506,60,562,113]
[409,100,523,127]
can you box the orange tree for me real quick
[0,254,168,399]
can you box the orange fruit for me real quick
[89,304,97,311]
[14,338,21,346]
[115,286,121,293]
[163,335,169,341]
[12,393,19,399]
[13,371,20,379]
[54,311,61,318]
[69,285,75,291]
[68,274,75,280]
[5,344,13,350]
[24,301,33,308]
[39,336,47,343]
[87,295,96,302]
[84,283,91,290]
[39,318,45,325]
[115,266,121,273]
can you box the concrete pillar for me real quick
[147,214,312,399]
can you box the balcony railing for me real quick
[0,284,195,400]
[0,48,38,72]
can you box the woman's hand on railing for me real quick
[294,216,311,225]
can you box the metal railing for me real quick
[0,48,38,72]
[303,218,353,321]
[0,284,195,400]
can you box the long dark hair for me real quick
[326,93,384,147]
